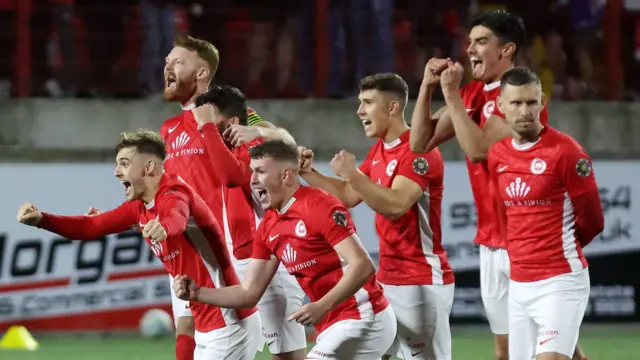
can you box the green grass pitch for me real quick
[1,325,638,359]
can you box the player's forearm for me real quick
[317,256,375,311]
[443,90,488,163]
[38,213,122,240]
[572,190,605,247]
[344,170,404,219]
[409,85,437,153]
[195,285,260,308]
[201,123,250,186]
[301,168,357,207]
[257,126,296,146]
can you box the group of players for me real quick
[14,8,605,360]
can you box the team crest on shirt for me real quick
[332,210,348,227]
[295,220,307,237]
[386,159,398,176]
[530,158,547,175]
[483,100,496,119]
[412,157,429,175]
[576,158,592,177]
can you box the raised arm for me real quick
[410,58,456,153]
[199,122,252,187]
[440,63,511,162]
[24,202,139,240]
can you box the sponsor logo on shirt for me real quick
[171,131,190,150]
[503,177,551,206]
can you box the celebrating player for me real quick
[409,10,588,360]
[16,130,262,359]
[299,73,454,359]
[172,140,396,359]
[189,85,308,359]
[160,33,297,360]
[487,67,603,360]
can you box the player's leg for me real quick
[508,280,537,360]
[531,269,590,360]
[572,344,588,360]
[259,268,307,360]
[382,284,452,360]
[170,274,196,360]
[480,246,511,360]
[308,306,397,359]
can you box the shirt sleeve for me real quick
[251,221,273,260]
[247,107,264,126]
[395,149,441,191]
[38,202,139,240]
[558,142,599,198]
[200,122,252,187]
[311,194,357,247]
[157,187,191,237]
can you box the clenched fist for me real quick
[192,104,218,128]
[173,274,199,301]
[142,219,167,242]
[16,202,42,226]
[297,146,314,173]
[223,124,262,147]
[440,62,465,93]
[330,150,357,179]
[423,57,452,89]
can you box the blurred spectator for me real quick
[327,0,395,98]
[0,0,14,99]
[31,0,77,97]
[139,0,176,97]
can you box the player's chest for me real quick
[263,218,328,270]
[164,128,207,164]
[369,152,402,187]
[495,156,563,203]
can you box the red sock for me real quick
[175,334,195,360]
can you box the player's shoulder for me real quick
[460,80,485,97]
[160,113,184,136]
[159,174,193,198]
[545,127,585,153]
[297,186,345,210]
[488,136,513,158]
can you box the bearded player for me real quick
[409,10,588,360]
[161,33,297,360]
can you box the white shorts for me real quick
[384,283,455,360]
[193,312,262,360]
[479,245,510,335]
[308,306,397,359]
[169,274,193,327]
[234,259,307,354]
[508,268,590,359]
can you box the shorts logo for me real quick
[576,158,592,177]
[539,337,555,345]
[295,220,307,237]
[530,158,547,175]
[332,210,348,227]
[412,157,429,175]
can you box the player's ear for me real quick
[501,42,516,60]
[541,91,546,108]
[388,100,400,116]
[497,95,505,114]
[229,116,240,126]
[196,67,210,82]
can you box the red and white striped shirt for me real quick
[38,173,257,332]
[359,130,454,286]
[251,186,389,335]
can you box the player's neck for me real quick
[180,86,207,109]
[275,184,300,213]
[488,62,515,84]
[141,174,163,204]
[513,124,544,145]
[382,119,409,143]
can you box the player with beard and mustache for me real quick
[161,33,297,360]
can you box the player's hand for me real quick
[423,57,451,89]
[440,62,465,93]
[330,150,357,180]
[142,219,167,242]
[288,301,329,326]
[192,103,218,128]
[85,206,103,216]
[223,124,262,147]
[173,274,199,301]
[16,202,42,226]
[298,146,314,173]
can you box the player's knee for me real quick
[175,316,195,337]
[270,349,306,360]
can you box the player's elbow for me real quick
[383,202,410,220]
[352,256,376,279]
[467,152,488,164]
[409,139,427,153]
